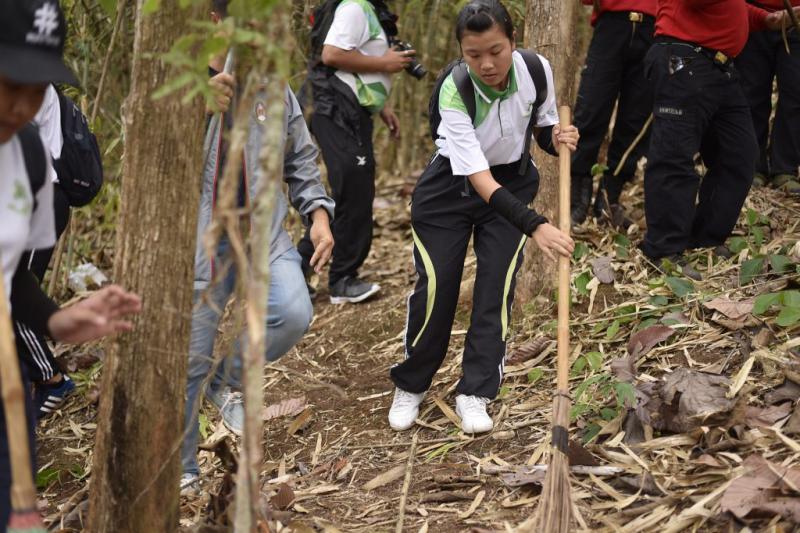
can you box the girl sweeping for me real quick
[389,0,578,434]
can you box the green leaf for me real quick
[615,382,636,408]
[751,225,764,247]
[666,276,694,298]
[36,466,60,489]
[753,292,782,315]
[728,237,748,254]
[605,319,621,340]
[150,71,195,100]
[98,0,117,16]
[497,385,510,399]
[776,306,800,327]
[586,351,603,371]
[571,356,587,375]
[783,291,800,308]
[649,295,669,307]
[770,255,794,274]
[746,208,759,227]
[573,242,590,260]
[616,245,630,260]
[527,368,544,384]
[636,318,659,331]
[575,271,592,296]
[600,407,618,421]
[199,412,210,440]
[740,257,765,285]
[591,163,609,177]
[582,422,602,444]
[613,234,631,247]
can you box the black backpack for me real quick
[53,88,104,207]
[429,49,548,176]
[18,124,47,212]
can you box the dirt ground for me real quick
[38,172,800,532]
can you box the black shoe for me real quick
[329,276,381,304]
[593,195,632,230]
[659,255,702,281]
[571,176,593,226]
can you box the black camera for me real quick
[391,39,427,80]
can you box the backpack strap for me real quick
[517,49,548,176]
[17,124,47,212]
[451,61,476,124]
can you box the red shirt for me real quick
[655,0,770,58]
[582,0,658,25]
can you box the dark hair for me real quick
[212,0,228,17]
[455,1,514,43]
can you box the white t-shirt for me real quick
[0,133,56,307]
[436,51,559,177]
[34,85,63,171]
[325,0,392,113]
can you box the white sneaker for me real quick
[455,394,493,434]
[180,473,199,496]
[388,388,425,431]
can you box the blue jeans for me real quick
[182,245,312,475]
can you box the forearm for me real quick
[467,169,502,203]
[322,46,385,74]
[10,262,59,337]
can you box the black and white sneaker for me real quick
[329,276,380,304]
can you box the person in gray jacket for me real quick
[180,40,335,492]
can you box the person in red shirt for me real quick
[571,0,657,227]
[738,0,800,194]
[639,0,799,280]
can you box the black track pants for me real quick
[297,109,375,286]
[738,30,800,178]
[390,157,538,399]
[572,11,655,204]
[14,184,71,383]
[640,43,758,259]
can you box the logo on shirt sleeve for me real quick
[7,180,32,216]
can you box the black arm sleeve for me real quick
[536,125,558,156]
[489,187,549,237]
[10,260,59,338]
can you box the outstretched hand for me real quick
[532,223,574,262]
[47,285,142,344]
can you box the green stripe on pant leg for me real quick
[501,235,527,341]
[411,228,437,347]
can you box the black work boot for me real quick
[593,176,632,230]
[570,175,593,226]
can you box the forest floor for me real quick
[37,170,800,532]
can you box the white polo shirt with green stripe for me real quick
[324,0,392,114]
[435,50,559,177]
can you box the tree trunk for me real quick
[516,0,581,302]
[87,0,203,530]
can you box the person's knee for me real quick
[266,297,313,362]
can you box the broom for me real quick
[0,264,47,533]
[532,106,575,532]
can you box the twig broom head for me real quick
[532,394,573,533]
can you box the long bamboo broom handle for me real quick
[0,264,39,514]
[557,106,572,395]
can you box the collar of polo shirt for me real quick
[467,59,519,103]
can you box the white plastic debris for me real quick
[67,263,108,292]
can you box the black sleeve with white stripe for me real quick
[10,259,59,338]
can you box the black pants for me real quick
[297,109,375,286]
[13,184,71,383]
[572,11,655,205]
[0,368,36,528]
[390,157,538,399]
[737,30,800,178]
[640,42,758,259]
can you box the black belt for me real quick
[654,35,732,67]
[600,10,655,24]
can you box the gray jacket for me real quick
[194,87,334,290]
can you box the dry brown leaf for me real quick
[785,404,800,435]
[591,256,615,284]
[656,368,734,433]
[363,465,405,491]
[500,469,546,487]
[720,455,800,522]
[703,297,755,320]
[270,483,295,510]
[628,325,676,359]
[611,356,637,383]
[287,408,313,436]
[263,396,307,421]
[744,402,793,428]
[765,381,800,405]
[568,440,598,466]
[693,454,724,468]
[506,337,551,365]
